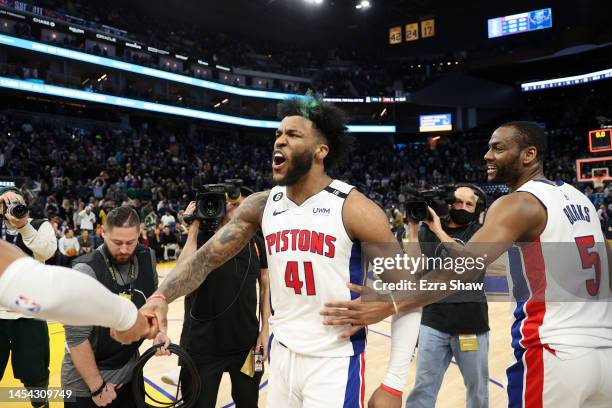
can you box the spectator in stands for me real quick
[149,225,163,260]
[139,223,150,247]
[597,203,608,232]
[78,229,94,255]
[59,199,75,225]
[72,202,84,231]
[161,210,175,228]
[160,225,179,261]
[58,228,80,266]
[78,205,96,232]
[93,225,104,249]
[44,196,59,219]
[91,177,106,200]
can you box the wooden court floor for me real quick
[0,261,513,407]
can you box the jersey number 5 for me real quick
[575,235,601,296]
[285,261,316,295]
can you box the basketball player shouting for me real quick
[325,122,612,408]
[141,98,420,407]
[0,240,157,343]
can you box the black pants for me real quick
[181,350,263,408]
[64,382,139,408]
[0,318,50,408]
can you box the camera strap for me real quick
[189,240,253,322]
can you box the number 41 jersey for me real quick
[261,180,365,357]
[508,180,612,359]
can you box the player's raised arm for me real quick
[425,191,546,264]
[141,191,269,332]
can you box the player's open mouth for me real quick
[486,165,496,175]
[272,151,287,170]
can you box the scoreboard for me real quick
[589,129,612,153]
[488,8,552,39]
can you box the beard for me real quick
[105,246,134,265]
[112,255,133,265]
[275,149,313,186]
[490,159,522,186]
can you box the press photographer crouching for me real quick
[0,185,56,408]
[178,179,270,408]
[405,184,489,408]
[61,206,168,407]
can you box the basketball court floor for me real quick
[0,259,513,407]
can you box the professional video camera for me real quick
[187,177,249,231]
[405,185,456,221]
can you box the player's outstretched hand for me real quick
[368,385,402,408]
[110,310,158,344]
[320,283,395,339]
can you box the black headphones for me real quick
[453,183,487,214]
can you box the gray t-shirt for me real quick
[61,248,158,397]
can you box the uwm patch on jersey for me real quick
[262,180,366,357]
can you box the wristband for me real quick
[148,293,167,303]
[91,380,106,397]
[381,383,402,397]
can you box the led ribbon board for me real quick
[0,34,301,100]
[0,77,396,133]
[521,68,612,92]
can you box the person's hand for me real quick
[184,201,196,217]
[422,207,443,235]
[184,201,200,230]
[320,284,395,339]
[154,331,172,356]
[91,382,117,407]
[368,385,402,408]
[0,191,28,229]
[255,326,269,362]
[110,310,158,344]
[140,296,169,335]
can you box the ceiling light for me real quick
[356,0,370,9]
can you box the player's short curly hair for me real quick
[501,121,547,164]
[278,96,354,169]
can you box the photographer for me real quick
[0,186,56,408]
[178,184,270,408]
[404,184,489,408]
[61,206,168,407]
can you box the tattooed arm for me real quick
[130,191,269,335]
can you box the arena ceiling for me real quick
[97,0,606,51]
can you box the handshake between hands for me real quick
[110,296,170,353]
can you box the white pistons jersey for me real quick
[506,180,612,360]
[261,180,365,357]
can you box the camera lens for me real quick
[9,204,28,219]
[204,201,218,217]
[409,203,429,222]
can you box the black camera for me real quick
[188,178,246,231]
[1,202,29,219]
[405,186,456,221]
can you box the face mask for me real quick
[449,208,477,226]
